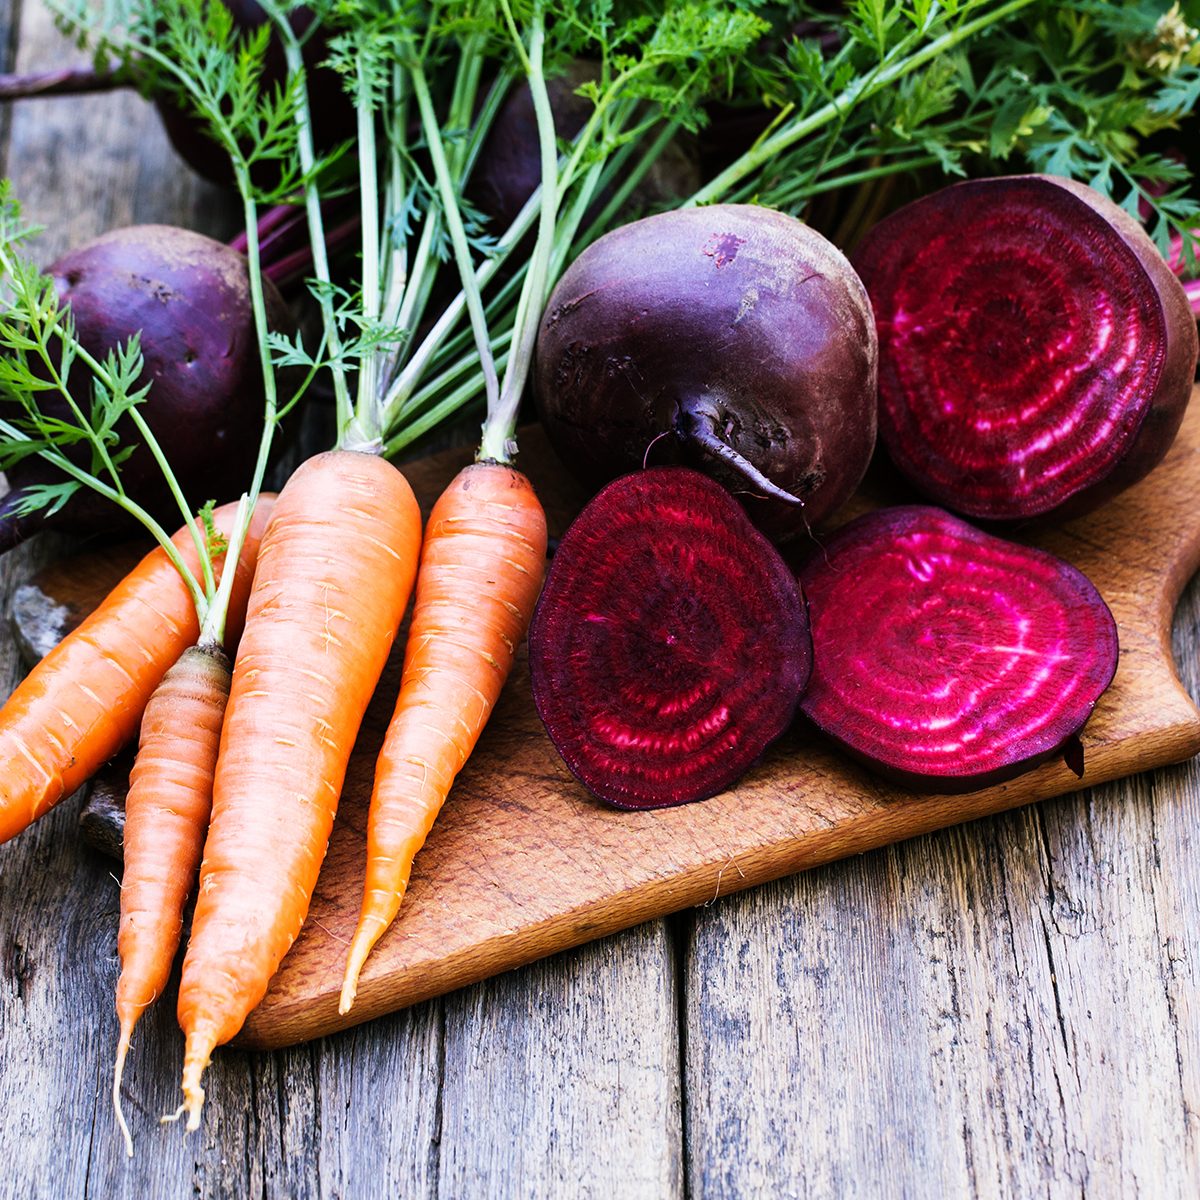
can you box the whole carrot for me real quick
[112,643,231,1156]
[175,450,422,1128]
[0,499,267,846]
[339,462,546,1012]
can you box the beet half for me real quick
[0,224,289,549]
[529,466,812,809]
[534,205,878,542]
[853,175,1199,522]
[798,506,1119,793]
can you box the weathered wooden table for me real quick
[1,5,1198,1196]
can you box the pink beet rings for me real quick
[853,176,1198,522]
[529,467,812,809]
[797,506,1119,792]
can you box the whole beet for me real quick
[534,204,878,541]
[0,224,290,550]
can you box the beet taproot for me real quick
[798,505,1119,793]
[853,175,1199,522]
[534,204,878,542]
[0,224,290,550]
[529,466,812,810]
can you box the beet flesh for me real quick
[0,224,290,549]
[853,175,1199,522]
[534,204,878,542]
[529,466,812,809]
[798,505,1119,792]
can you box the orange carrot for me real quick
[112,643,231,1156]
[0,498,271,847]
[175,450,422,1128]
[338,462,546,1013]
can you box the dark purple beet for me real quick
[0,224,290,550]
[529,466,812,810]
[798,505,1119,792]
[534,205,879,542]
[852,175,1199,522]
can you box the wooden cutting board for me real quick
[15,391,1200,1051]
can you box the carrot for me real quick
[174,449,422,1128]
[112,643,231,1157]
[338,462,547,1013]
[0,498,271,847]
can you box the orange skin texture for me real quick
[340,463,547,1012]
[113,643,232,1154]
[177,450,422,1126]
[0,497,273,847]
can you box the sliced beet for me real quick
[798,505,1119,792]
[534,204,878,542]
[529,466,812,809]
[852,175,1198,522]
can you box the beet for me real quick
[798,505,1119,793]
[534,204,878,542]
[529,466,812,809]
[0,224,290,550]
[853,175,1199,522]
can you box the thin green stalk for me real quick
[355,52,383,440]
[264,9,355,438]
[688,0,1039,206]
[197,176,282,647]
[0,418,206,616]
[481,1,553,462]
[410,56,500,414]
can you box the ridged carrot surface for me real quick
[176,450,422,1127]
[112,643,232,1155]
[0,498,272,846]
[339,463,547,1013]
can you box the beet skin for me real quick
[534,204,878,542]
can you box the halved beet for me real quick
[853,175,1198,521]
[529,466,812,809]
[798,505,1119,792]
[534,204,878,542]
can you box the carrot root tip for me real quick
[112,1026,134,1158]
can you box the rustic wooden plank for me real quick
[439,925,684,1199]
[679,581,1200,1197]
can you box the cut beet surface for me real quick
[853,175,1199,521]
[798,506,1119,793]
[529,467,813,809]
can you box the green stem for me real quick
[354,52,383,444]
[266,10,355,437]
[198,178,282,647]
[410,56,500,416]
[481,1,553,463]
[0,419,206,618]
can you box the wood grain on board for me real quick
[19,393,1200,1051]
